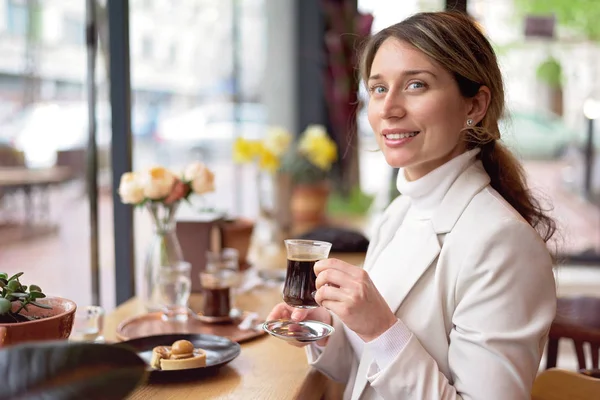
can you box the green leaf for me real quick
[536,57,562,88]
[7,272,23,282]
[0,298,11,314]
[7,280,20,291]
[279,148,331,185]
[10,293,29,299]
[29,292,46,299]
[0,341,147,400]
[0,273,7,280]
[29,301,52,310]
[29,285,42,293]
[327,186,374,216]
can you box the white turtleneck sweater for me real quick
[314,148,481,375]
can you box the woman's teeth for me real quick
[385,132,419,140]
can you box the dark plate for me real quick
[117,333,240,380]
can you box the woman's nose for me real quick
[380,94,406,119]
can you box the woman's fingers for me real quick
[314,258,344,275]
[314,258,365,280]
[315,267,350,290]
[315,284,348,305]
[291,308,309,321]
[319,299,345,318]
[266,303,292,321]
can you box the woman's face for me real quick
[367,38,473,180]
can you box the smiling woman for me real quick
[267,11,558,400]
[360,11,555,243]
[365,39,489,179]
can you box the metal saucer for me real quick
[262,319,334,343]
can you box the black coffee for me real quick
[201,287,231,317]
[283,256,319,308]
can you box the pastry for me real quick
[150,340,207,370]
[150,346,170,369]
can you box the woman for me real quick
[267,11,556,400]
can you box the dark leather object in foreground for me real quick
[297,226,370,253]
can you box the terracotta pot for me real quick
[220,218,255,270]
[0,297,77,347]
[290,182,330,227]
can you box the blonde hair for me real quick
[360,11,556,242]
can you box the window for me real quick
[62,16,84,46]
[167,43,177,64]
[141,36,153,59]
[6,0,28,36]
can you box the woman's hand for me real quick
[266,303,332,347]
[313,258,397,342]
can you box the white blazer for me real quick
[306,160,556,400]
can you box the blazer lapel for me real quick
[370,220,441,316]
[350,161,491,400]
[362,197,410,273]
[351,350,374,400]
[371,161,490,313]
[351,223,441,400]
[432,160,491,234]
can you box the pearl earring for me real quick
[467,119,474,126]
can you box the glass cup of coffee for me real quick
[199,248,240,322]
[263,239,335,342]
[283,239,332,308]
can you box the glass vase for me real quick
[256,171,281,246]
[143,202,185,312]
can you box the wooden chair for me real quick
[546,296,600,370]
[531,368,600,400]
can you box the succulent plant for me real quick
[0,272,50,323]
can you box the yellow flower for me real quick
[263,126,292,157]
[298,125,327,152]
[233,138,262,163]
[258,147,280,173]
[309,140,337,170]
[298,125,337,170]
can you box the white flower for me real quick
[118,172,145,204]
[142,166,176,200]
[184,162,215,195]
[263,126,292,156]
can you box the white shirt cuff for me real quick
[364,318,412,374]
[311,342,326,353]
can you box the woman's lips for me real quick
[382,131,420,147]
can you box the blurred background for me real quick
[0,0,598,367]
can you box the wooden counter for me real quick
[104,252,366,399]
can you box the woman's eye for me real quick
[407,82,426,90]
[369,85,387,94]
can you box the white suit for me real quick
[306,156,556,400]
